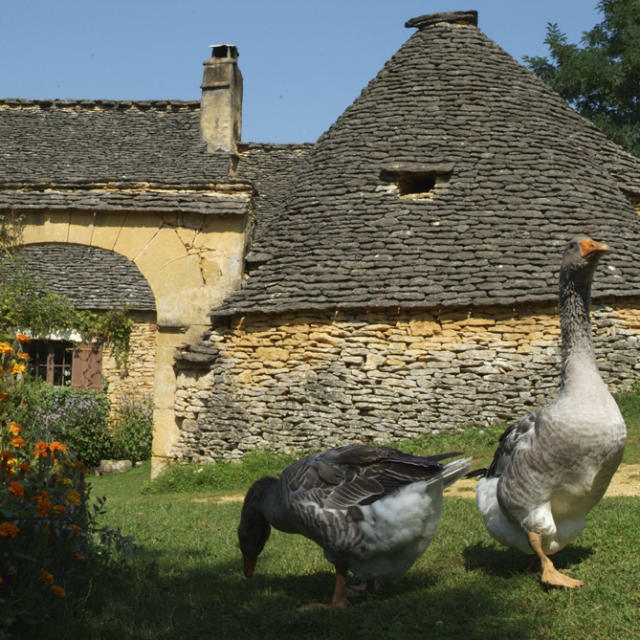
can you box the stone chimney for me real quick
[200,44,243,153]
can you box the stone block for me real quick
[91,212,127,250]
[97,459,132,475]
[67,211,96,245]
[113,213,164,261]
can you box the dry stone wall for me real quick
[102,313,156,413]
[173,300,640,462]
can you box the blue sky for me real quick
[2,1,601,143]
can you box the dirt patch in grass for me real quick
[189,494,245,504]
[604,463,640,497]
[445,463,640,498]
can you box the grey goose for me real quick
[238,443,470,609]
[471,237,627,588]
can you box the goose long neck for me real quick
[558,274,597,386]
[260,478,293,531]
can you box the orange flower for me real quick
[49,442,68,454]
[75,552,85,561]
[0,453,17,475]
[16,334,31,343]
[8,481,24,498]
[10,363,26,375]
[34,490,52,517]
[65,490,81,507]
[17,352,29,360]
[34,442,49,458]
[0,392,8,402]
[40,570,55,586]
[0,343,13,355]
[52,504,66,515]
[9,436,25,449]
[0,522,20,538]
[51,585,66,598]
[8,422,20,436]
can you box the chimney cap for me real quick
[405,11,478,30]
[208,44,239,59]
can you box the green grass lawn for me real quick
[57,388,640,640]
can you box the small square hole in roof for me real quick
[380,162,453,199]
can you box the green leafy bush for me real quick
[20,385,112,468]
[111,394,153,464]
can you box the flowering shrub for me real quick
[13,383,112,469]
[111,394,153,464]
[0,335,137,636]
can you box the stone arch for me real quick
[18,207,249,475]
[19,209,246,327]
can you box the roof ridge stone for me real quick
[405,11,478,30]
[0,98,200,111]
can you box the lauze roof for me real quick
[214,11,640,317]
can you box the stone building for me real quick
[10,244,157,407]
[3,11,640,476]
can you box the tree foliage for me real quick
[524,0,640,157]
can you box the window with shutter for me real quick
[24,340,102,390]
[71,344,103,390]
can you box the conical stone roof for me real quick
[215,11,640,317]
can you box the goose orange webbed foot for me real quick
[527,531,584,590]
[298,565,352,612]
[297,598,351,612]
[541,566,584,590]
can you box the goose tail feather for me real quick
[440,456,473,488]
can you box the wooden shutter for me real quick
[71,343,103,390]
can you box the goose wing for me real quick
[486,408,540,478]
[283,444,457,510]
[280,444,460,557]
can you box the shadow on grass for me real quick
[66,549,544,640]
[464,541,593,578]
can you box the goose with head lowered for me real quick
[238,443,470,609]
[470,236,626,588]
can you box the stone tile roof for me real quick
[214,11,640,317]
[234,142,313,262]
[0,102,309,308]
[14,244,156,311]
[0,100,309,217]
[0,100,230,186]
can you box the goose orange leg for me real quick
[330,564,350,608]
[297,564,351,612]
[527,531,584,589]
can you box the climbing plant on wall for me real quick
[0,249,133,364]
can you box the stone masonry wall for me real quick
[173,299,640,462]
[102,312,156,413]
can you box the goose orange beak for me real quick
[580,238,610,261]
[243,555,257,578]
